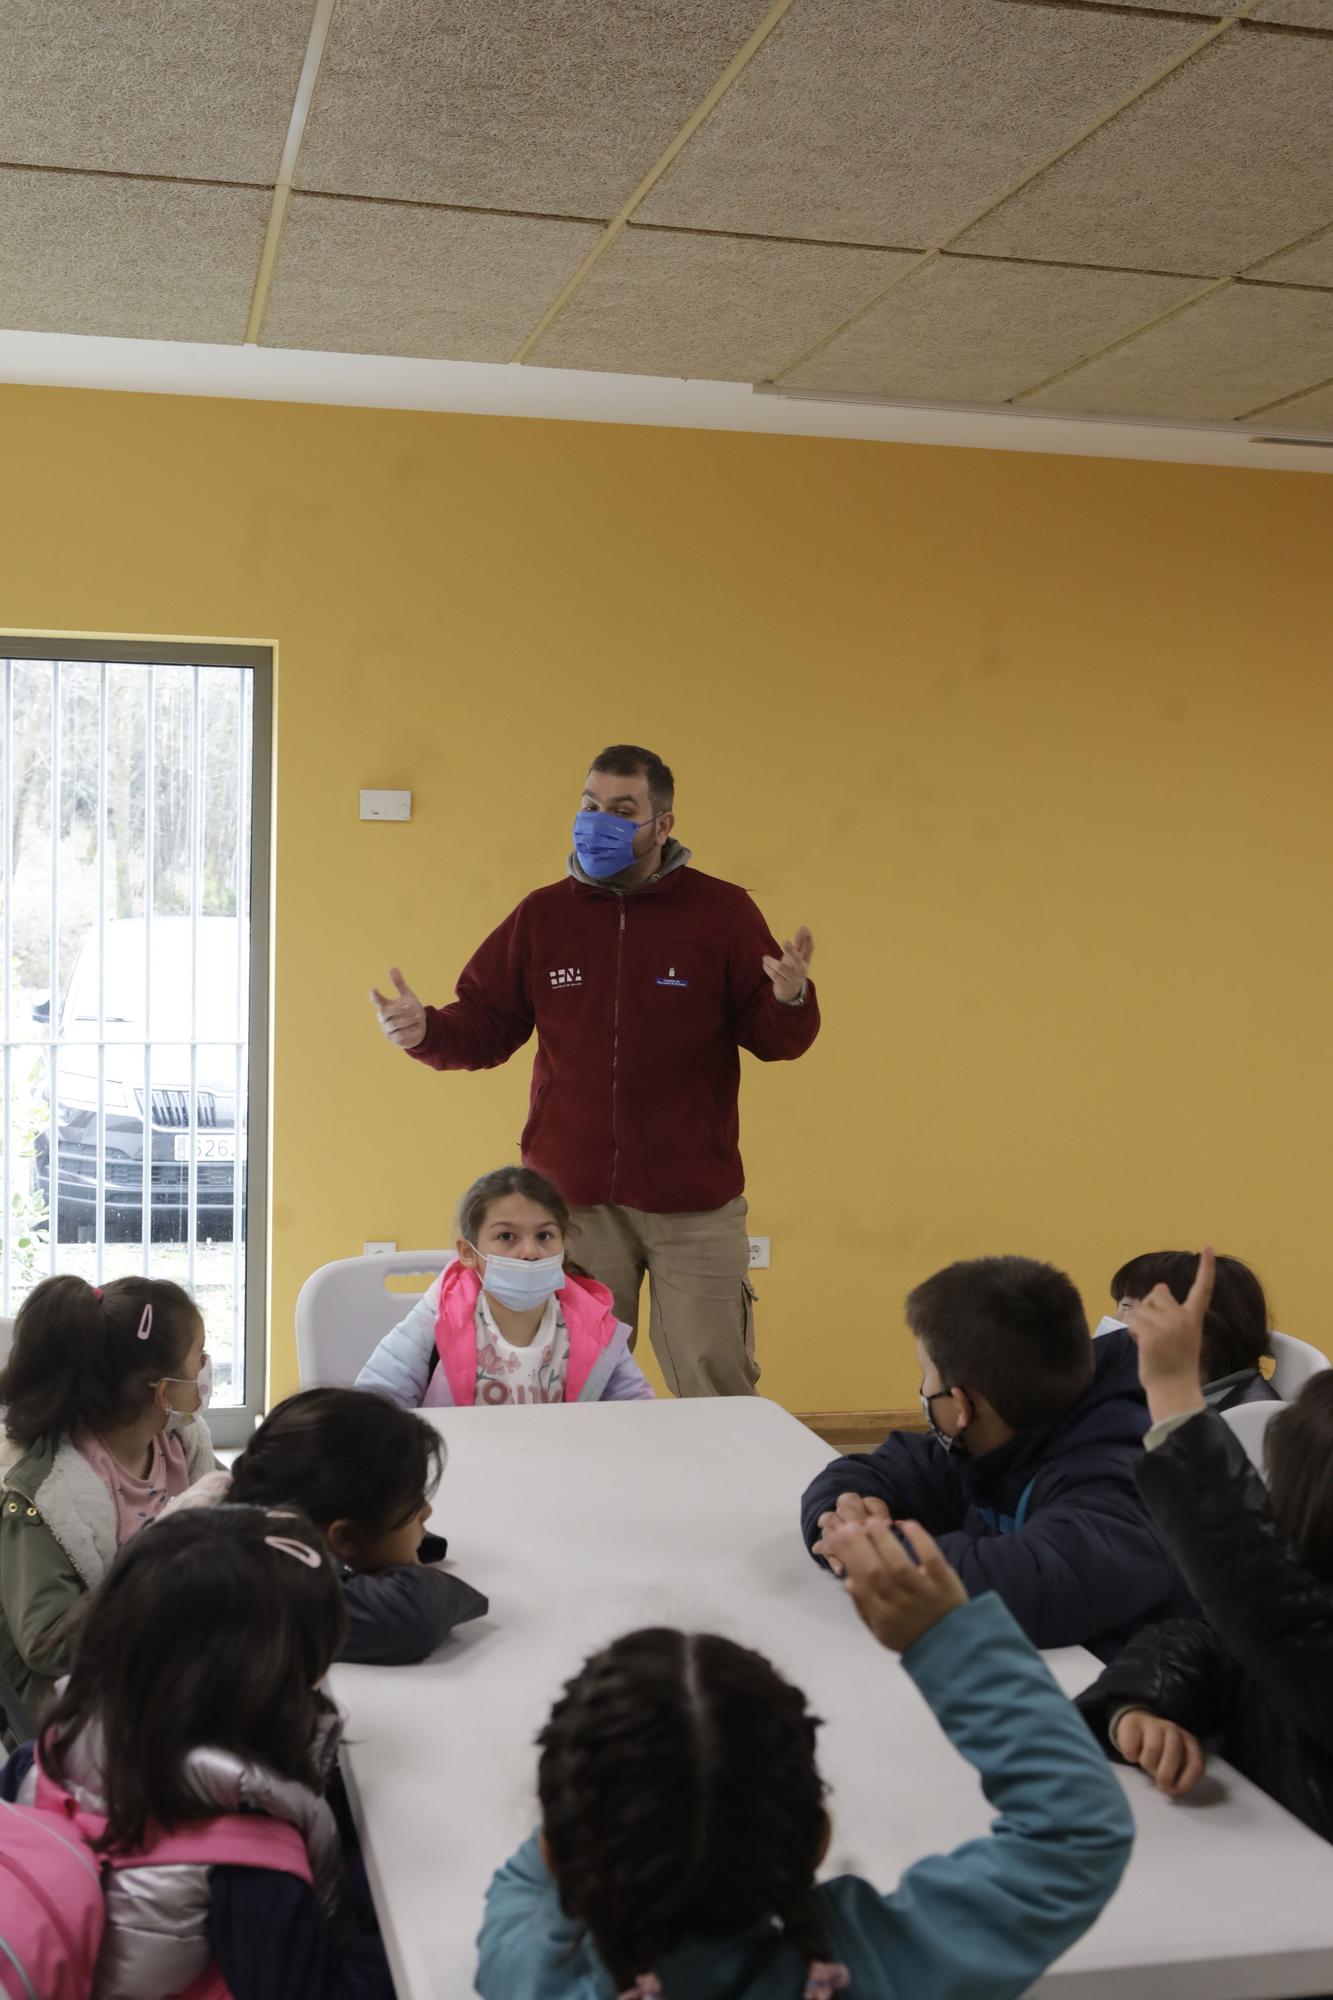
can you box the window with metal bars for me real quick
[0,640,271,1446]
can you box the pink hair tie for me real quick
[264,1535,322,1568]
[804,1967,850,2000]
[92,1286,103,1301]
[136,1302,153,1341]
[616,1980,662,2000]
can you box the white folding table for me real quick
[330,1398,1333,2000]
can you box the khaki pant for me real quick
[569,1196,758,1398]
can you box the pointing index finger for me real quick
[1186,1245,1216,1320]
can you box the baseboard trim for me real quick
[796,1408,922,1432]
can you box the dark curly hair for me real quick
[537,1627,831,1992]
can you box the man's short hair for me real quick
[589,744,675,815]
[906,1255,1093,1430]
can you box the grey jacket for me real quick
[0,1418,216,1722]
[15,1713,342,2000]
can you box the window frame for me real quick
[1,634,272,1447]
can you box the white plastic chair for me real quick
[1222,1398,1283,1477]
[1268,1330,1331,1399]
[295,1251,451,1390]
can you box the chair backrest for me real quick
[1222,1397,1284,1477]
[294,1252,451,1389]
[1268,1330,1332,1400]
[0,1317,14,1374]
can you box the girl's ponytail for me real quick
[0,1273,198,1445]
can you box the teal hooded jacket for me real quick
[475,1591,1133,2000]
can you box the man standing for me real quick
[371,745,818,1396]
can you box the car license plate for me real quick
[173,1134,237,1162]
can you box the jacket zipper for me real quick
[609,899,626,1201]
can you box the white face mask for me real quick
[160,1353,213,1427]
[1093,1316,1129,1338]
[470,1247,565,1312]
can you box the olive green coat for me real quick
[0,1419,215,1733]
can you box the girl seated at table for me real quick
[0,1504,393,1999]
[478,1517,1133,2000]
[1104,1247,1278,1412]
[170,1387,489,1665]
[0,1273,215,1730]
[356,1166,654,1409]
[1080,1249,1333,1842]
[229,1387,488,1662]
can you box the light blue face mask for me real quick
[572,809,657,881]
[470,1246,565,1311]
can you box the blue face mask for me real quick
[470,1246,565,1312]
[572,809,655,881]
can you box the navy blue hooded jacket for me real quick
[800,1330,1194,1661]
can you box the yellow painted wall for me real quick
[2,382,1331,1413]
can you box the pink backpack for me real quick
[0,1763,312,2000]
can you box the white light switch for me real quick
[360,789,412,822]
[364,1240,397,1257]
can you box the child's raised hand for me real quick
[1112,1710,1206,1797]
[823,1516,967,1654]
[370,966,428,1051]
[1125,1245,1214,1424]
[813,1491,892,1575]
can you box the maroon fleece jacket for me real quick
[409,863,819,1212]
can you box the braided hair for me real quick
[537,1627,833,1993]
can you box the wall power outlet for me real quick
[748,1236,771,1269]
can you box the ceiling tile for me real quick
[1250,1,1333,25]
[528,226,908,381]
[1245,382,1333,428]
[1252,223,1333,287]
[0,170,267,341]
[960,28,1333,276]
[262,195,601,360]
[0,0,311,183]
[635,0,1200,248]
[782,256,1205,403]
[1019,282,1333,421]
[295,0,770,217]
[1050,3,1333,26]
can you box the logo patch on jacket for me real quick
[655,965,690,988]
[549,967,583,989]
